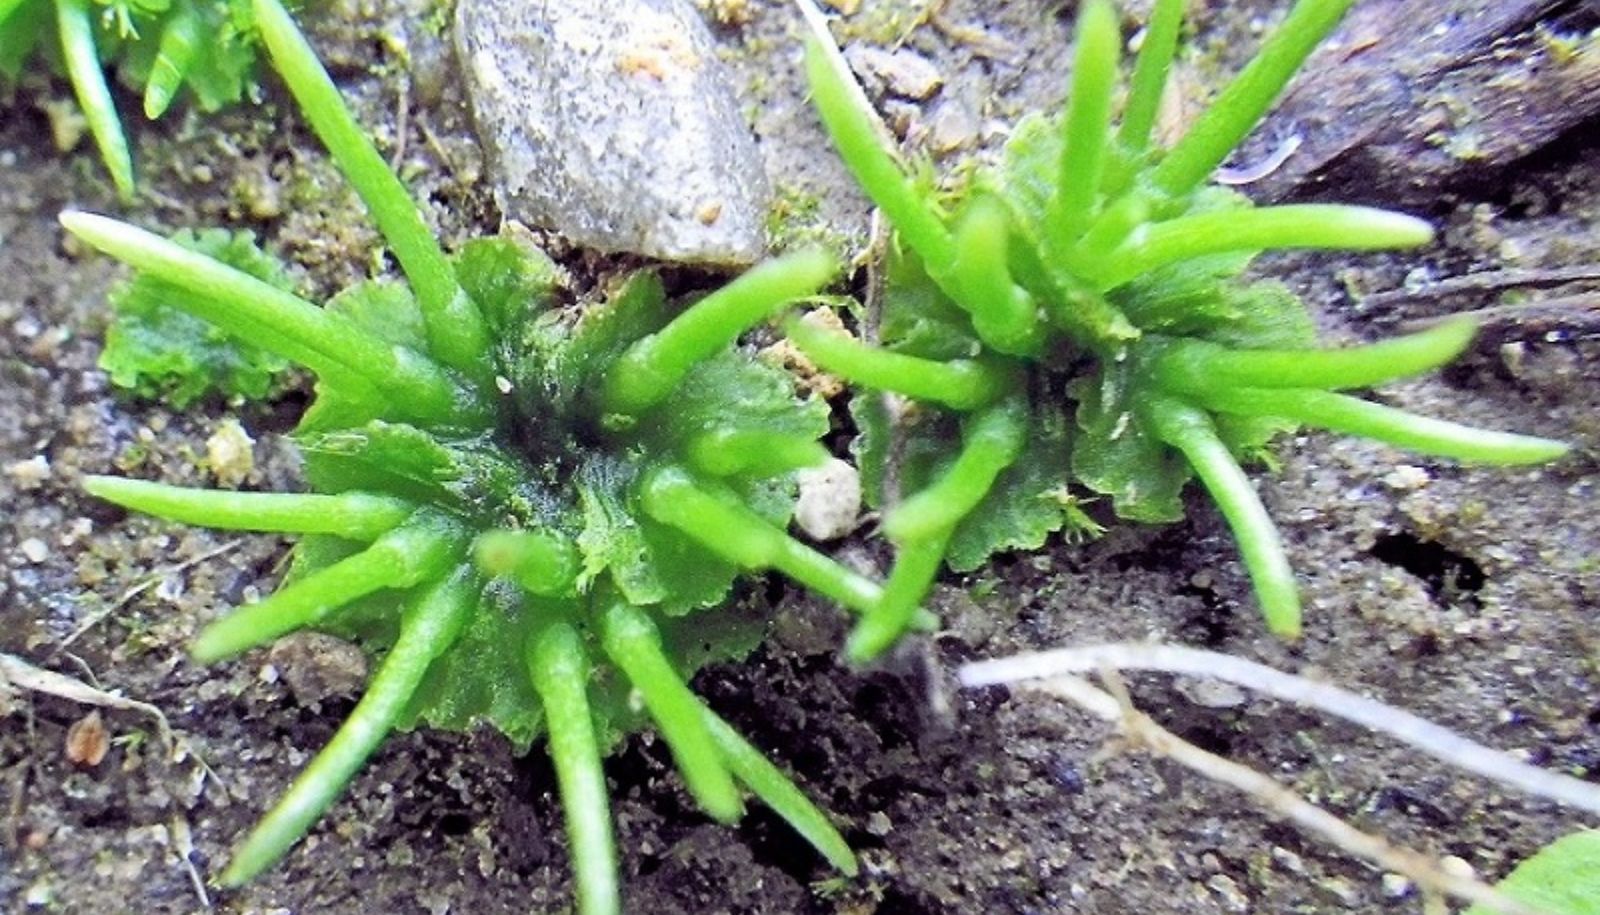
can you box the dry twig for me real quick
[0,652,173,751]
[958,643,1598,914]
[1365,265,1600,310]
[960,642,1600,816]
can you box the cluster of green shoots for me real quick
[65,0,907,911]
[790,0,1566,655]
[1,0,262,199]
[66,0,1572,911]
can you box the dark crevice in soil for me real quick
[1368,531,1487,605]
[500,749,557,871]
[873,886,939,915]
[735,804,834,882]
[1175,579,1234,647]
[1370,785,1458,829]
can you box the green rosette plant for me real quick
[63,0,893,910]
[1,0,264,199]
[789,0,1567,658]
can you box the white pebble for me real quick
[6,455,50,490]
[794,458,861,541]
[19,538,49,563]
[1382,464,1430,491]
[1439,855,1476,880]
[206,419,256,488]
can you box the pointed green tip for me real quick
[1264,612,1303,641]
[1256,584,1303,640]
[189,631,234,666]
[1421,316,1479,364]
[472,529,526,577]
[80,473,119,501]
[844,626,889,666]
[96,133,137,204]
[1495,436,1572,466]
[58,209,93,236]
[700,791,746,825]
[58,209,122,252]
[191,616,259,664]
[217,858,255,889]
[217,819,293,888]
[1373,210,1436,249]
[143,87,175,121]
[79,474,162,513]
[1297,206,1434,252]
[80,473,167,522]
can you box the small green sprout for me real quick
[0,0,264,199]
[793,0,1567,653]
[67,0,894,910]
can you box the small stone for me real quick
[1175,676,1248,709]
[19,538,48,563]
[64,711,110,768]
[206,419,255,488]
[844,45,945,100]
[268,632,370,706]
[1318,876,1359,905]
[1382,464,1430,491]
[794,458,862,541]
[456,0,769,265]
[1500,341,1526,376]
[58,518,92,548]
[24,877,52,907]
[1381,872,1413,898]
[927,98,979,155]
[6,455,50,490]
[1270,845,1304,873]
[1439,855,1476,880]
[866,810,892,836]
[1206,874,1250,911]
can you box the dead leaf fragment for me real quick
[64,711,110,768]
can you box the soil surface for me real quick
[2,1,1598,913]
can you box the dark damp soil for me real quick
[3,1,1598,913]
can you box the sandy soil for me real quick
[2,1,1597,913]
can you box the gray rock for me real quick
[843,45,945,101]
[454,0,770,266]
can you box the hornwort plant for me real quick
[1,0,263,199]
[790,0,1568,658]
[65,0,908,910]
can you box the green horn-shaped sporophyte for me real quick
[67,0,883,910]
[792,0,1567,653]
[0,0,267,200]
